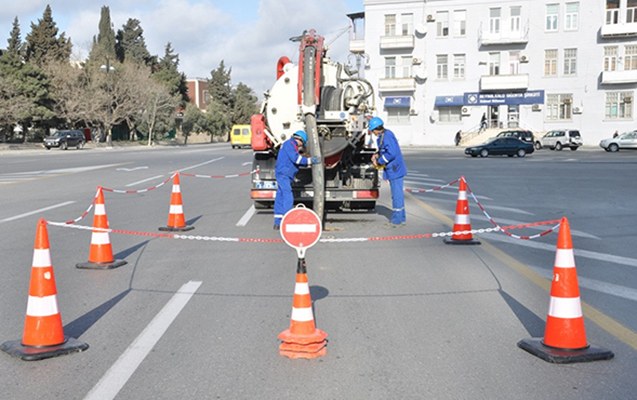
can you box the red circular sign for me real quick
[280,206,322,251]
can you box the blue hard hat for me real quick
[293,130,308,145]
[368,117,384,131]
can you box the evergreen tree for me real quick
[115,18,151,65]
[88,6,117,67]
[209,60,233,110]
[231,82,258,125]
[6,17,24,61]
[152,42,188,104]
[24,5,71,66]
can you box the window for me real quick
[437,11,449,37]
[626,45,637,70]
[628,0,637,23]
[489,8,501,34]
[565,2,579,30]
[547,93,573,120]
[438,107,462,122]
[453,10,466,36]
[402,56,412,78]
[453,54,465,79]
[436,54,448,79]
[545,49,558,76]
[563,48,577,75]
[401,13,413,36]
[509,51,520,75]
[605,91,633,119]
[385,14,396,36]
[606,0,619,24]
[546,4,559,31]
[510,6,521,32]
[385,57,396,78]
[604,46,618,71]
[387,108,410,124]
[489,52,500,76]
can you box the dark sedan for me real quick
[465,137,534,158]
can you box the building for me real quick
[350,0,637,146]
[185,78,210,111]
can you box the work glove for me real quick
[310,156,321,165]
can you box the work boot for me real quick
[273,224,280,230]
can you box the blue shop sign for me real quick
[434,95,464,107]
[464,90,544,106]
[384,96,411,108]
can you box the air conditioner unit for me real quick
[572,106,583,114]
[412,58,422,65]
[520,55,528,63]
[426,14,435,22]
[532,104,541,111]
[461,106,470,115]
[625,96,633,103]
[409,109,418,116]
[563,98,572,104]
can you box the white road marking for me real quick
[117,166,149,172]
[0,201,75,224]
[237,205,256,227]
[242,161,252,166]
[177,157,224,173]
[126,175,165,187]
[84,280,202,400]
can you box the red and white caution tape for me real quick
[102,173,175,194]
[405,178,459,194]
[180,169,256,179]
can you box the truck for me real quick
[249,29,379,220]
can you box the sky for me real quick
[0,0,365,96]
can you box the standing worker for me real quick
[370,117,407,227]
[273,130,321,230]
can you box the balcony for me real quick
[478,23,529,46]
[379,35,415,50]
[480,74,529,91]
[349,39,365,53]
[378,77,416,92]
[601,69,637,84]
[601,22,637,37]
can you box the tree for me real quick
[208,60,233,110]
[138,79,179,145]
[24,5,71,66]
[87,6,117,69]
[231,82,258,125]
[152,42,188,104]
[6,17,24,61]
[115,18,151,65]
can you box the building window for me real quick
[453,54,465,79]
[628,0,637,23]
[604,46,618,71]
[387,108,410,124]
[385,57,396,78]
[606,0,619,24]
[436,54,448,79]
[547,93,572,120]
[385,14,396,36]
[626,45,637,70]
[489,8,501,34]
[509,51,520,74]
[402,56,412,78]
[510,6,521,32]
[564,48,577,75]
[546,4,559,31]
[401,13,413,36]
[489,52,500,76]
[438,107,462,122]
[565,2,579,30]
[453,10,466,37]
[544,49,558,76]
[605,91,633,119]
[437,11,449,37]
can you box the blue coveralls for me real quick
[273,138,311,227]
[376,129,407,225]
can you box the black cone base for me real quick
[76,259,127,270]
[1,337,89,361]
[518,338,614,364]
[158,225,194,232]
[443,237,481,245]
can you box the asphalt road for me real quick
[0,144,636,399]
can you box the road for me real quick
[0,144,636,399]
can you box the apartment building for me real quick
[351,0,637,146]
[185,78,210,111]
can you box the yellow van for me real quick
[230,124,252,149]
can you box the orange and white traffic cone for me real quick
[518,217,613,363]
[159,172,194,232]
[278,259,327,359]
[1,219,88,361]
[444,176,480,245]
[77,187,127,270]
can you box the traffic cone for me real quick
[278,264,327,359]
[518,217,614,363]
[159,172,194,232]
[1,219,88,361]
[444,176,480,245]
[77,187,127,270]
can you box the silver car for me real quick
[536,129,583,151]
[599,131,637,152]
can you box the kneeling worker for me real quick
[273,130,321,230]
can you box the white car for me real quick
[599,131,637,152]
[535,129,583,151]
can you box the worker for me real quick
[273,130,321,230]
[369,117,407,227]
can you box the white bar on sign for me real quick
[285,224,317,233]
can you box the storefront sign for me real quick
[463,90,544,106]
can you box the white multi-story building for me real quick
[349,0,637,146]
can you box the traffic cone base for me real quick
[76,259,127,270]
[158,225,194,232]
[1,337,88,361]
[278,328,328,345]
[443,236,481,245]
[517,338,613,364]
[279,342,327,359]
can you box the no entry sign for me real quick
[280,205,322,257]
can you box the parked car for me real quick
[495,129,534,143]
[44,130,85,150]
[465,137,534,158]
[535,129,583,150]
[599,130,637,152]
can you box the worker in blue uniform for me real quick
[273,130,321,230]
[370,117,407,226]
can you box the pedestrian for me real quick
[273,130,321,230]
[613,130,619,138]
[455,130,462,146]
[369,117,407,227]
[480,112,487,132]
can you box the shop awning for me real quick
[434,95,464,107]
[384,96,411,108]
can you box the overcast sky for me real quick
[0,0,364,95]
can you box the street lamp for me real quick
[99,59,115,146]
